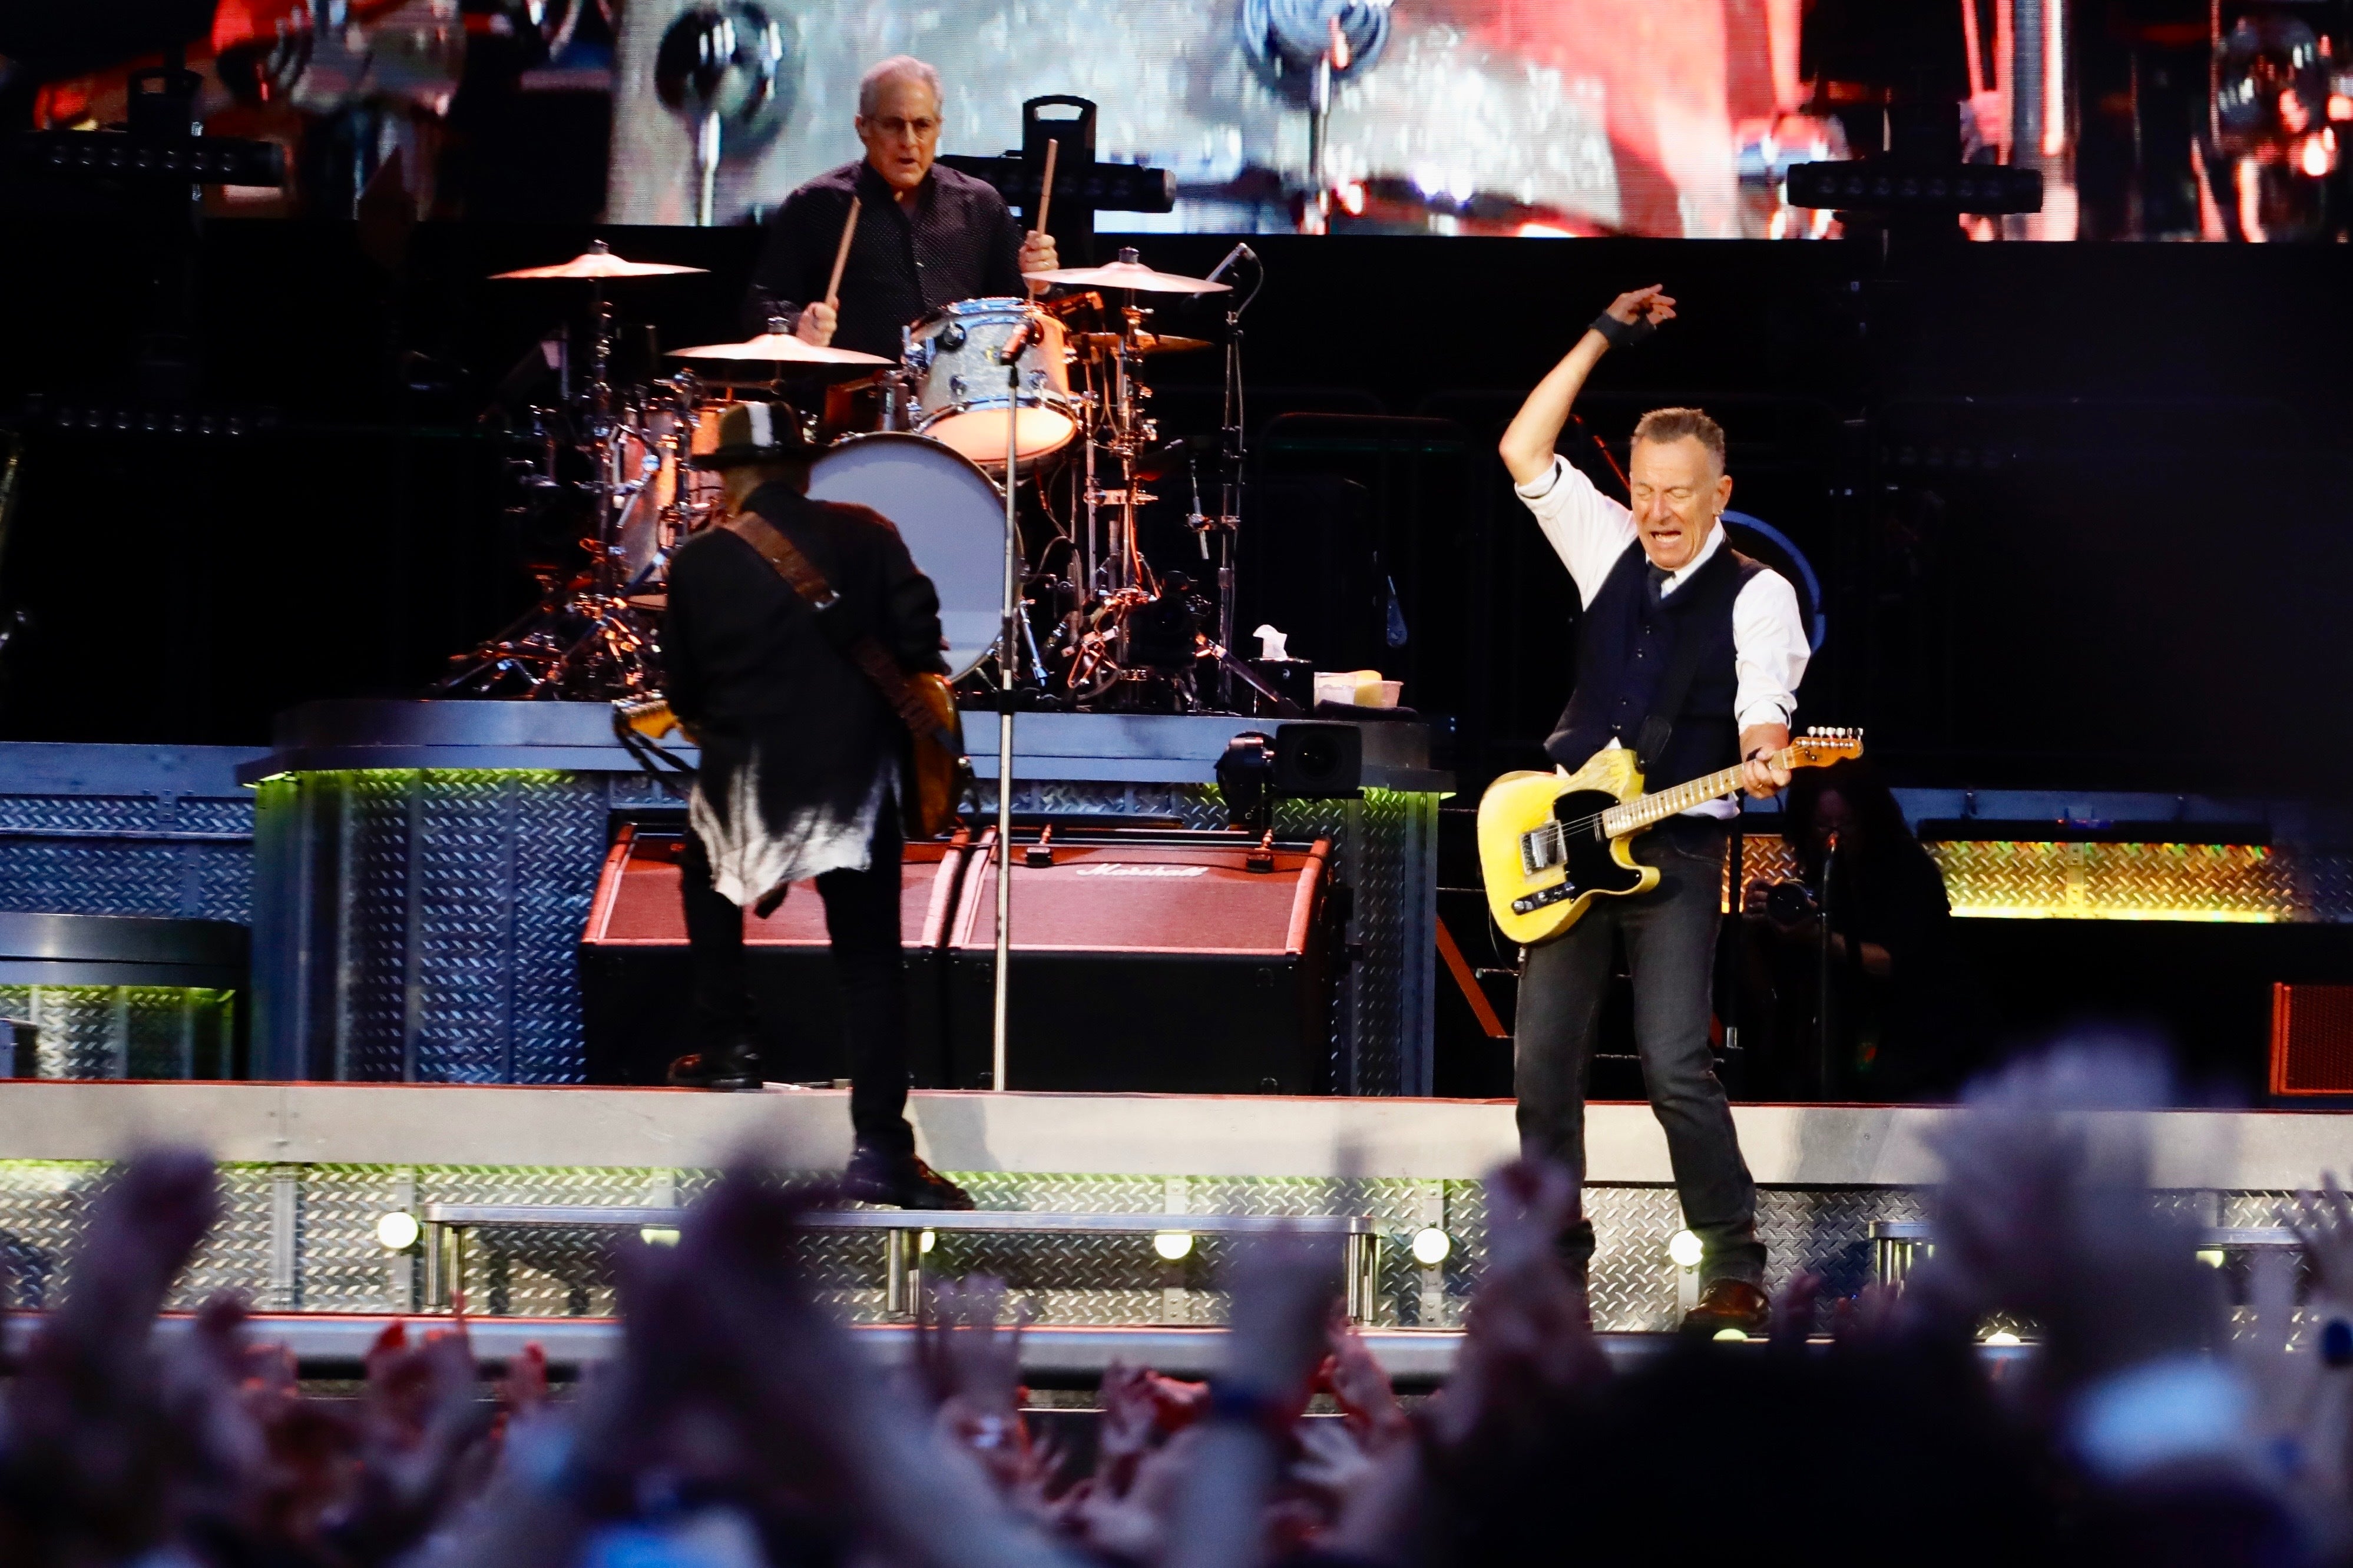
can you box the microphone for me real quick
[1205,241,1258,283]
[998,318,1040,365]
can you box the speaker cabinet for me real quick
[579,826,967,1085]
[944,830,1335,1093]
[2272,983,2353,1096]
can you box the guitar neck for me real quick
[1600,748,1789,837]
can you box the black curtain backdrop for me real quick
[3,221,2348,798]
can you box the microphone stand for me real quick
[1815,828,1839,1099]
[992,325,1037,1091]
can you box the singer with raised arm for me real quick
[742,55,1057,359]
[1495,285,1813,1337]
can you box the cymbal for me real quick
[1077,331,1214,357]
[491,240,710,280]
[667,333,895,384]
[1022,258,1232,294]
[668,334,893,366]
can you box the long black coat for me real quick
[664,482,946,901]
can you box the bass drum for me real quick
[806,432,1005,680]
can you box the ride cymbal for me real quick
[1022,256,1232,294]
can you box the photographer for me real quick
[1743,757,1962,1100]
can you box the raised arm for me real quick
[1497,285,1675,485]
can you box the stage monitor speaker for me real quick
[2271,983,2353,1096]
[945,830,1335,1093]
[579,827,967,1086]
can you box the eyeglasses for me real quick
[866,115,940,140]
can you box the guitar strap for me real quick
[1630,543,1748,774]
[723,509,962,755]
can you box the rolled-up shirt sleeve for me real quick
[1731,569,1810,731]
[1515,455,1637,604]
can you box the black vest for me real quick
[1544,539,1765,785]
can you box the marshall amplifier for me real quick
[2272,983,2353,1096]
[944,829,1336,1093]
[579,826,968,1085]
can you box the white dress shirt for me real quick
[1517,455,1812,817]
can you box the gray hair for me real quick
[857,55,942,117]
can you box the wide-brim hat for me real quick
[690,400,819,468]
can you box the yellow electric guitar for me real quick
[1476,728,1864,946]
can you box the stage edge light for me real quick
[1153,1231,1194,1261]
[374,1211,420,1250]
[1409,1227,1451,1267]
[1668,1229,1703,1269]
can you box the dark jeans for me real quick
[680,810,914,1156]
[1513,816,1765,1286]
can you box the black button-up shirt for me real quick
[743,159,1030,360]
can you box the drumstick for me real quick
[824,196,861,311]
[1032,138,1060,238]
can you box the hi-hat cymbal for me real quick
[491,240,710,280]
[1022,258,1232,294]
[1077,331,1214,357]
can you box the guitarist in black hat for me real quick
[661,399,973,1210]
[1497,286,1813,1334]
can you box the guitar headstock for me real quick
[1786,726,1864,768]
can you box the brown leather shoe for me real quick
[1680,1278,1770,1338]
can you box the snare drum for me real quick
[904,297,1076,468]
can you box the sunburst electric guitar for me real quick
[1476,728,1864,946]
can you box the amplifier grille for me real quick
[2271,984,2353,1095]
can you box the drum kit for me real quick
[441,238,1278,715]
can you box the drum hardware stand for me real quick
[1200,242,1262,709]
[438,279,664,698]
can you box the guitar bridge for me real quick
[1519,824,1565,877]
[1510,882,1577,916]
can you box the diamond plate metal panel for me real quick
[0,840,251,923]
[1583,1186,1685,1332]
[0,1160,103,1308]
[0,791,254,923]
[33,1161,2296,1335]
[1922,840,2292,922]
[413,775,517,1083]
[1743,832,2353,924]
[275,772,608,1085]
[32,987,122,1079]
[342,773,413,1083]
[171,1166,280,1310]
[509,778,605,1083]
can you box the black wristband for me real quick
[1590,311,1656,349]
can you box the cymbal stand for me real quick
[437,283,664,699]
[1198,243,1262,709]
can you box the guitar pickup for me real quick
[1510,883,1576,915]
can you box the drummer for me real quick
[744,55,1058,361]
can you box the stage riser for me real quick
[0,1157,2319,1337]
